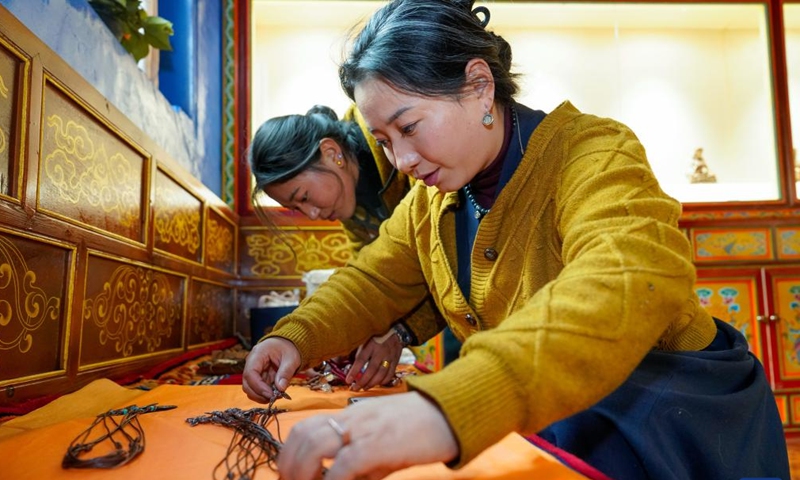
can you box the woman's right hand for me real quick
[242,337,301,403]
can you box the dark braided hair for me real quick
[339,0,519,104]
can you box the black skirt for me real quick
[536,318,790,480]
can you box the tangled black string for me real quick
[62,403,176,469]
[186,390,290,480]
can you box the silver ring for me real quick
[327,417,351,446]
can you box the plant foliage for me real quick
[88,0,174,62]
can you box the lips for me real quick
[419,169,439,187]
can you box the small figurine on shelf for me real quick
[688,147,717,183]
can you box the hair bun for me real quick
[306,104,338,121]
[472,5,490,28]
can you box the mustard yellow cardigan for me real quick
[268,101,717,467]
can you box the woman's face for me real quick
[264,153,358,222]
[354,76,500,193]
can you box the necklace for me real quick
[62,403,176,469]
[463,104,523,220]
[463,183,489,219]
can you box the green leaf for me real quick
[88,0,125,8]
[125,0,142,15]
[89,0,174,61]
[143,15,173,30]
[121,33,150,62]
[143,16,174,50]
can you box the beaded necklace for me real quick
[463,104,523,220]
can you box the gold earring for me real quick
[482,112,494,126]
[335,153,343,167]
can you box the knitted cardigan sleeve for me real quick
[339,215,445,345]
[266,188,433,369]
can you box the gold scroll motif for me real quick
[246,231,351,277]
[0,236,61,353]
[189,282,231,344]
[0,73,8,155]
[83,265,178,357]
[206,218,233,265]
[43,115,139,228]
[154,186,201,255]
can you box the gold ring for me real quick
[328,418,351,446]
[380,360,390,368]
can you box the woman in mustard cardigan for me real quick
[249,104,447,391]
[243,1,789,479]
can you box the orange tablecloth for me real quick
[0,379,589,480]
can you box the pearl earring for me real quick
[482,112,494,126]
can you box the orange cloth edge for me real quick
[0,378,146,441]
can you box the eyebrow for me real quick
[369,106,412,134]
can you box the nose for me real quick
[392,145,420,176]
[300,204,320,220]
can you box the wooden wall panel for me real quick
[38,81,147,245]
[79,253,185,368]
[188,278,233,347]
[0,229,73,383]
[206,206,236,275]
[0,4,245,404]
[154,167,203,264]
[239,226,351,280]
[0,37,26,200]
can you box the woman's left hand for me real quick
[277,391,458,480]
[346,332,403,391]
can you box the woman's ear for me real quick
[319,138,344,167]
[464,58,495,102]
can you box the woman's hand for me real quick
[242,337,301,402]
[346,331,403,391]
[277,391,459,480]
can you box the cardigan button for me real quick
[484,248,498,261]
[465,313,477,327]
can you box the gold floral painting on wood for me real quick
[0,38,25,199]
[80,254,185,367]
[38,82,145,244]
[0,231,72,383]
[154,167,203,264]
[240,227,352,279]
